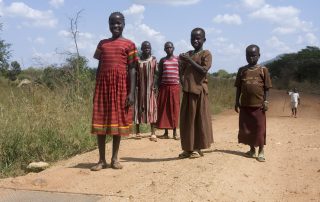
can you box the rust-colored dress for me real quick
[179,50,214,151]
[91,38,138,135]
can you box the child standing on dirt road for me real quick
[91,12,138,171]
[288,88,300,118]
[156,41,180,140]
[234,44,272,162]
[134,41,158,142]
[178,28,214,159]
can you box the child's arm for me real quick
[235,86,241,113]
[179,52,210,75]
[157,58,164,89]
[126,61,137,107]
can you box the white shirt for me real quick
[289,92,299,103]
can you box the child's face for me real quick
[141,42,152,57]
[246,47,260,65]
[164,42,174,56]
[109,14,124,38]
[191,30,205,51]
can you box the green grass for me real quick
[0,82,96,178]
[0,75,235,178]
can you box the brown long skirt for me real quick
[238,107,266,147]
[179,90,213,151]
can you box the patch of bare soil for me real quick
[0,89,319,201]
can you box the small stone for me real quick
[27,161,49,172]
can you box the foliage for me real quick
[7,61,22,81]
[266,46,320,93]
[0,39,11,76]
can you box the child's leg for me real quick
[91,135,107,171]
[257,145,265,162]
[149,124,158,142]
[173,128,180,140]
[245,145,256,158]
[111,135,123,169]
[158,129,169,139]
[136,124,140,134]
[151,124,156,135]
[135,124,141,139]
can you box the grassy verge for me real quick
[0,75,235,178]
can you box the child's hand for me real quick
[125,93,134,108]
[234,103,240,113]
[262,100,269,111]
[179,53,190,62]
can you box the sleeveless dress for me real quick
[134,56,157,124]
[92,38,138,135]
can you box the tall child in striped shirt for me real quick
[90,12,138,171]
[157,41,181,140]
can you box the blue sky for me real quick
[0,0,319,73]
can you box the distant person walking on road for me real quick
[288,88,300,118]
[91,12,138,171]
[234,44,272,162]
[157,41,180,140]
[178,28,214,159]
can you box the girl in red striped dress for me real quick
[91,12,138,171]
[157,41,180,140]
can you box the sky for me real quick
[0,0,319,73]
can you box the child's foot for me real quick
[244,150,257,158]
[111,161,123,169]
[189,151,202,159]
[149,134,158,142]
[256,153,266,162]
[158,133,169,139]
[90,161,108,171]
[178,151,191,159]
[135,133,142,139]
[173,134,180,140]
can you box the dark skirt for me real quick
[180,90,213,151]
[157,84,180,129]
[238,107,266,147]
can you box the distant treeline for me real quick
[265,46,320,92]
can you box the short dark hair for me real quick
[164,41,174,47]
[109,12,125,23]
[246,44,260,53]
[191,27,206,38]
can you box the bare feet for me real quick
[111,161,123,169]
[158,133,169,139]
[149,134,158,142]
[90,161,108,171]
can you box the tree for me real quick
[0,23,11,76]
[8,61,21,81]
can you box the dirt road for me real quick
[0,89,319,201]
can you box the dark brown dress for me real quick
[179,50,214,151]
[234,65,272,146]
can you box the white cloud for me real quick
[249,4,313,35]
[34,37,45,44]
[123,4,145,15]
[265,36,291,52]
[121,4,166,57]
[133,0,200,6]
[1,2,57,28]
[297,33,319,46]
[213,14,242,25]
[49,0,64,8]
[241,0,265,9]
